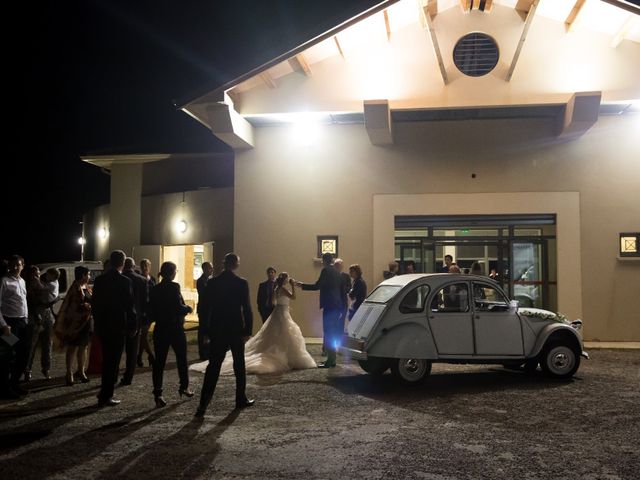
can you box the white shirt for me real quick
[0,275,28,327]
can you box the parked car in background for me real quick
[37,261,104,314]
[341,274,587,384]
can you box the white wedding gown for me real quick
[190,289,317,375]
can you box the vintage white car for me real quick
[341,274,588,383]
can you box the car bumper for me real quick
[581,350,589,360]
[339,346,368,360]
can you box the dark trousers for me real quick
[26,320,52,374]
[322,308,342,365]
[5,317,29,388]
[121,329,140,383]
[198,334,246,410]
[259,306,274,324]
[197,315,209,360]
[98,334,125,401]
[152,323,189,397]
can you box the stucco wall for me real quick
[140,188,234,271]
[234,114,640,341]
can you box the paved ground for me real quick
[1,336,638,480]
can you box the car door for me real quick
[472,282,524,356]
[427,282,474,355]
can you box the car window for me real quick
[473,283,509,312]
[430,283,470,313]
[399,285,430,314]
[366,285,402,304]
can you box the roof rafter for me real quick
[514,0,536,21]
[333,35,345,58]
[259,71,277,89]
[507,0,539,81]
[565,0,587,32]
[611,16,635,47]
[384,9,392,41]
[421,3,448,84]
[288,54,312,76]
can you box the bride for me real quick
[190,272,317,375]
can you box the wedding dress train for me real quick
[190,289,317,375]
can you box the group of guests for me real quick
[2,249,370,415]
[384,255,494,277]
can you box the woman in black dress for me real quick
[347,264,367,321]
[149,261,193,407]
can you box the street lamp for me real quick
[78,220,85,261]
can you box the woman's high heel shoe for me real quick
[65,373,74,386]
[154,396,167,408]
[178,388,194,398]
[77,373,90,383]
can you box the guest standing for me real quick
[0,255,29,398]
[196,253,254,417]
[149,261,193,407]
[334,259,351,336]
[120,257,148,386]
[54,266,93,385]
[347,264,367,320]
[136,258,156,367]
[256,266,277,323]
[298,253,342,368]
[196,261,213,360]
[92,250,135,407]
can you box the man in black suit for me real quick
[92,250,135,407]
[120,257,148,386]
[196,262,214,360]
[256,266,277,323]
[298,252,341,368]
[333,259,351,343]
[196,253,254,417]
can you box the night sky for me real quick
[4,0,639,265]
[4,0,379,265]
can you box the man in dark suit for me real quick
[298,252,341,368]
[196,262,213,360]
[256,266,277,323]
[333,259,351,343]
[120,257,148,386]
[92,250,135,407]
[196,253,254,417]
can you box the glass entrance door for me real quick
[511,241,544,308]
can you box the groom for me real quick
[298,252,342,368]
[196,253,254,417]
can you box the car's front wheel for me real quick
[391,358,432,384]
[540,342,580,379]
[358,358,390,376]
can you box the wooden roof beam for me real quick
[333,35,345,59]
[611,16,635,48]
[565,0,587,33]
[364,100,393,145]
[507,0,539,81]
[459,0,471,13]
[259,71,277,89]
[288,54,312,76]
[421,4,448,84]
[514,0,536,21]
[426,0,438,20]
[384,9,391,41]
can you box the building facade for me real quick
[83,0,640,341]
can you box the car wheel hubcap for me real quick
[548,346,574,375]
[400,359,427,381]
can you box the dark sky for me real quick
[4,0,379,265]
[4,0,639,265]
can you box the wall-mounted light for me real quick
[619,232,639,259]
[78,237,86,245]
[98,227,108,239]
[176,219,188,233]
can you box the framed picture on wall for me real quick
[317,235,339,258]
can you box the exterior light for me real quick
[78,237,86,245]
[619,232,639,259]
[98,227,108,239]
[176,219,188,233]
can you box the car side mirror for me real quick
[509,299,519,310]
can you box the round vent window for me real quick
[453,32,499,77]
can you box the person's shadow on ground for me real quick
[95,409,241,479]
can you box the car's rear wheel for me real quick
[358,358,390,376]
[391,358,432,384]
[540,342,580,379]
